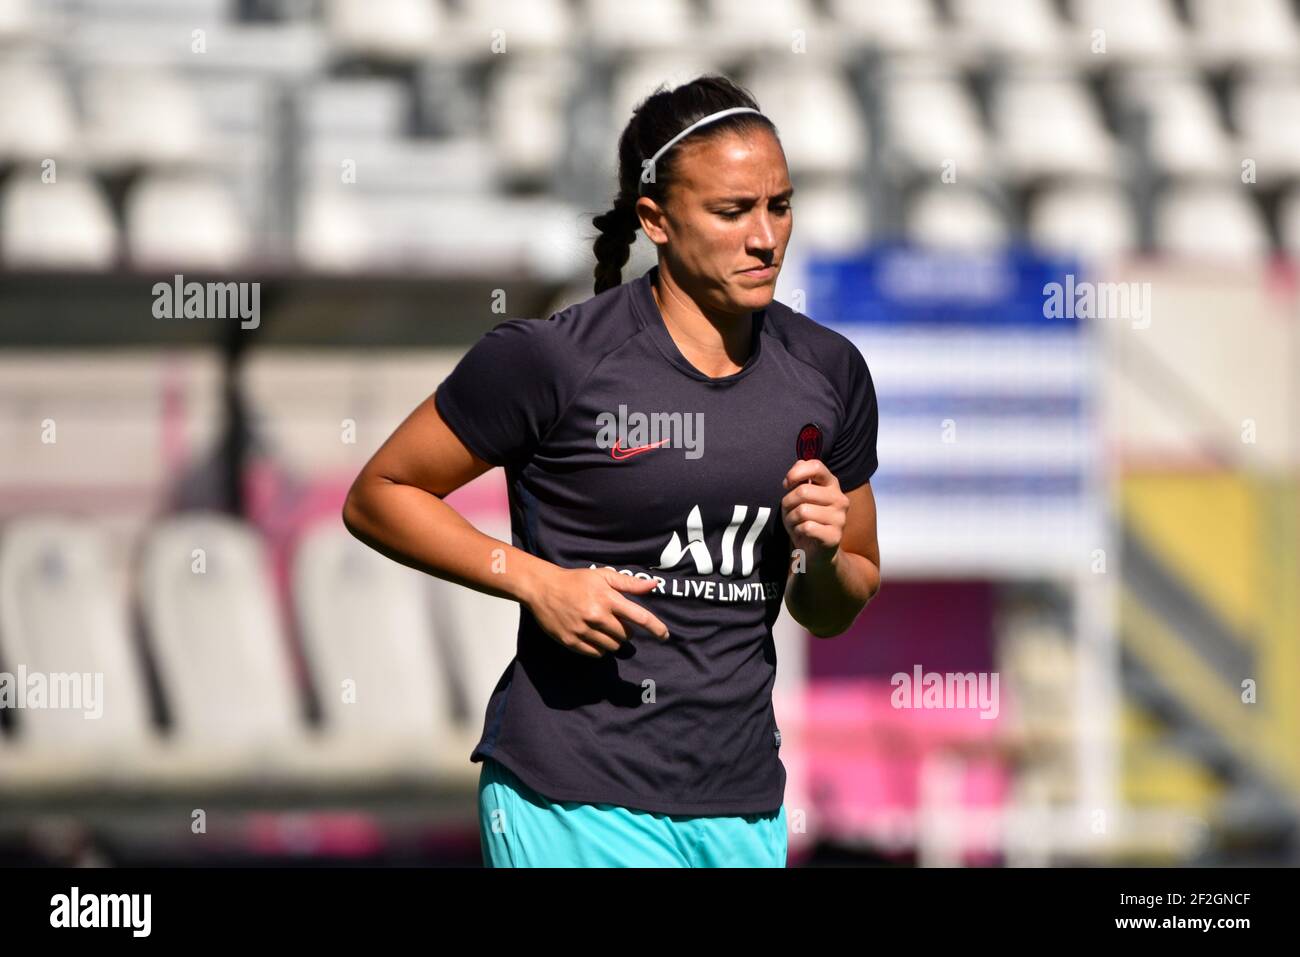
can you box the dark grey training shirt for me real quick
[434,263,879,815]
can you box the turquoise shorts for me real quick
[478,756,787,868]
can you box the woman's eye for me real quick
[719,204,789,220]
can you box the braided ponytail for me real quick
[591,200,640,295]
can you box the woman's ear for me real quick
[637,196,669,246]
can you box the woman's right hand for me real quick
[527,567,671,658]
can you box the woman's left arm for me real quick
[780,459,881,638]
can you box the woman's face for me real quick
[639,127,794,319]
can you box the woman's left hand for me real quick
[780,458,849,567]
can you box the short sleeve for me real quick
[434,317,567,469]
[824,339,879,493]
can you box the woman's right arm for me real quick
[341,391,669,657]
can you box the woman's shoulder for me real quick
[763,297,871,383]
[474,279,644,384]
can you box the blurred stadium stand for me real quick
[0,0,1297,867]
[0,0,1298,268]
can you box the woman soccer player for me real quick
[342,74,881,867]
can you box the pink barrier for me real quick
[802,678,1014,863]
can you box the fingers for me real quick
[791,520,838,544]
[599,570,669,640]
[781,482,845,512]
[783,458,835,489]
[784,501,844,529]
[609,595,671,641]
[551,568,673,657]
[568,639,612,658]
[571,626,625,657]
[603,571,661,593]
[564,584,640,658]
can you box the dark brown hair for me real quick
[591,74,777,295]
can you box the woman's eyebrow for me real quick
[711,187,797,204]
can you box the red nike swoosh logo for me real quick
[611,438,669,460]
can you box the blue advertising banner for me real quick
[806,242,1083,328]
[798,242,1103,576]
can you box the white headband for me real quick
[638,106,764,193]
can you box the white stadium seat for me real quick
[137,513,306,774]
[1230,70,1300,183]
[455,0,574,55]
[825,0,941,55]
[125,173,250,269]
[0,174,118,270]
[951,0,1068,64]
[295,185,376,273]
[1028,181,1138,261]
[1187,0,1300,67]
[0,59,77,162]
[0,516,154,789]
[325,0,442,62]
[81,67,209,169]
[993,70,1119,181]
[292,520,467,780]
[0,0,32,42]
[1069,0,1186,64]
[1153,184,1272,262]
[585,0,694,52]
[1118,68,1234,180]
[485,57,577,184]
[906,186,1009,251]
[705,0,822,54]
[882,67,990,177]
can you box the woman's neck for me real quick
[652,268,753,379]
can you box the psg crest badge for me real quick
[796,422,823,462]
